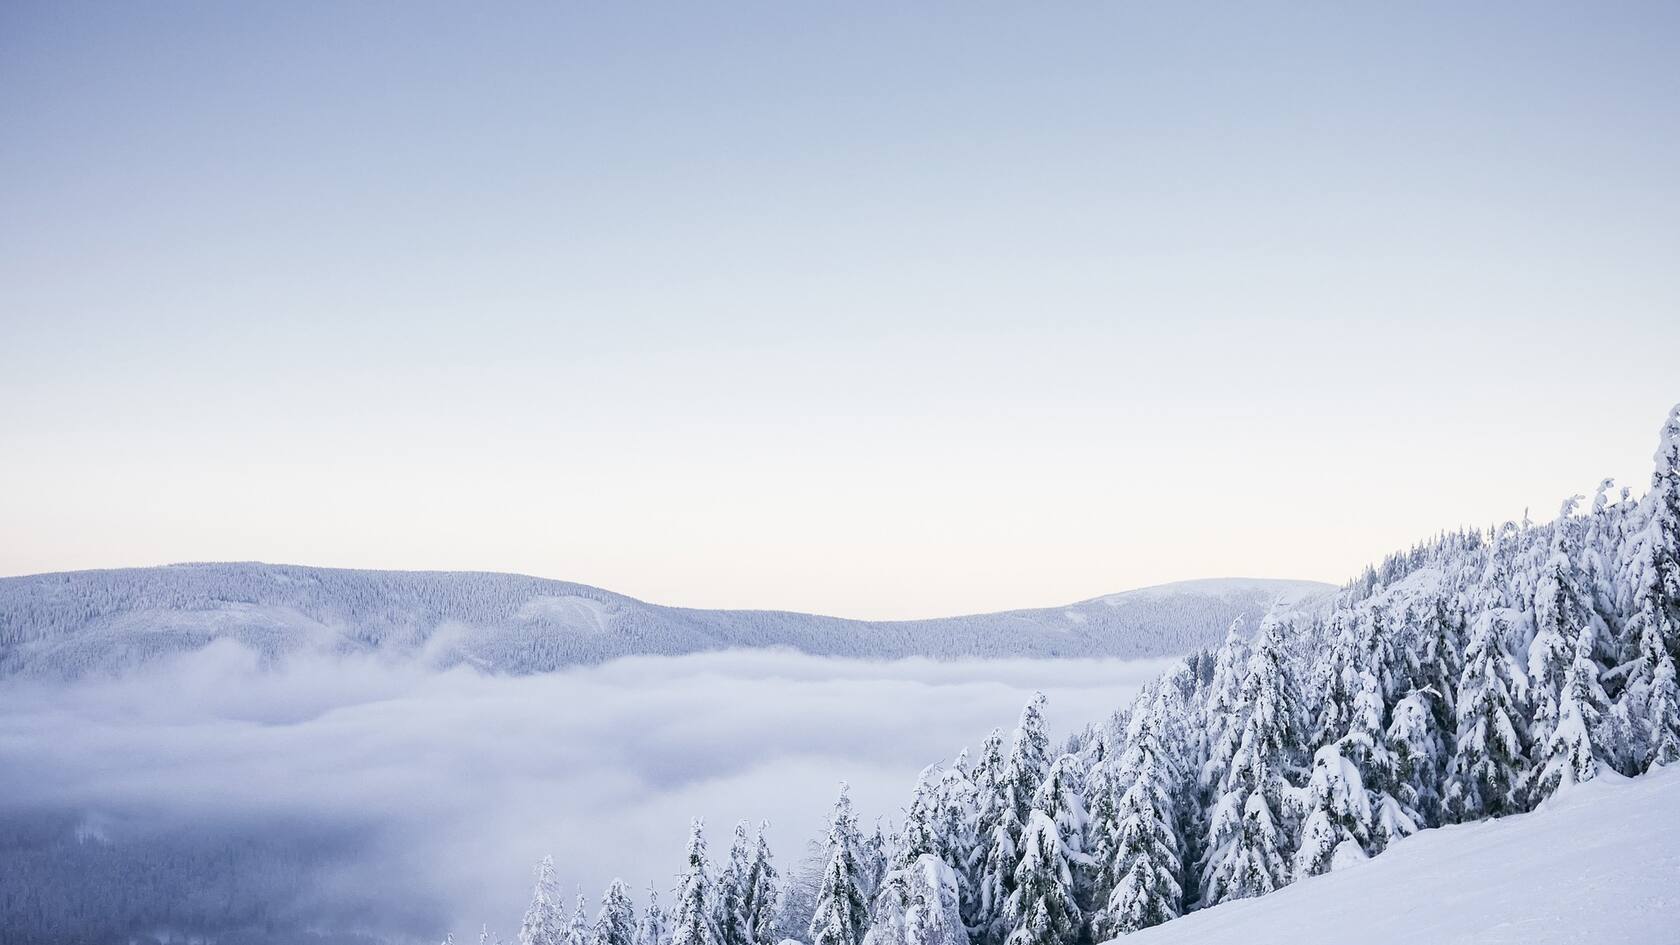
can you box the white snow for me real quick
[1117,766,1680,944]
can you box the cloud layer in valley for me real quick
[0,644,1172,942]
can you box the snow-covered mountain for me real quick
[0,564,1332,679]
[1117,765,1680,945]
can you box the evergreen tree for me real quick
[974,803,1021,945]
[934,755,980,895]
[742,825,780,945]
[900,764,945,868]
[1386,689,1449,827]
[717,824,752,945]
[1006,694,1052,831]
[1445,609,1529,820]
[597,881,637,945]
[1092,700,1182,938]
[672,821,720,945]
[966,730,1009,941]
[1200,617,1305,906]
[1628,404,1680,673]
[1003,813,1080,945]
[520,856,566,945]
[569,894,593,945]
[1534,629,1609,795]
[1199,618,1251,793]
[810,785,870,945]
[1648,654,1680,767]
[865,855,966,945]
[1293,742,1372,878]
[636,889,669,945]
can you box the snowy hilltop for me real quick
[504,404,1680,945]
[0,569,1328,680]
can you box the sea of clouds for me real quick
[0,643,1173,942]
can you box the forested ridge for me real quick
[505,405,1680,945]
[0,567,1323,679]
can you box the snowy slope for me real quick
[0,563,1333,679]
[1119,766,1680,945]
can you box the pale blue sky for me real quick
[3,3,1678,618]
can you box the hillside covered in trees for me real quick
[504,405,1680,945]
[0,570,1326,680]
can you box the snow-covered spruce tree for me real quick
[597,881,638,945]
[636,888,669,945]
[1630,404,1680,673]
[1006,694,1052,831]
[1528,511,1594,759]
[672,821,721,945]
[1031,755,1089,875]
[717,823,752,945]
[743,824,780,945]
[934,754,979,898]
[1004,812,1081,945]
[1198,618,1251,795]
[1080,740,1122,922]
[1444,606,1529,821]
[1199,617,1306,906]
[520,856,567,945]
[1385,688,1449,828]
[966,730,1009,941]
[810,785,871,945]
[569,894,593,945]
[1534,628,1610,795]
[974,799,1021,945]
[1645,653,1680,767]
[900,764,945,868]
[1292,742,1372,878]
[865,855,966,945]
[1092,697,1183,938]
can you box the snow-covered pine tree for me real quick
[597,881,637,945]
[1080,740,1122,923]
[864,855,966,945]
[1648,653,1680,767]
[966,730,1009,941]
[636,888,669,945]
[1629,404,1680,673]
[1007,695,1052,832]
[569,893,593,945]
[900,764,945,868]
[1445,608,1529,820]
[1292,742,1372,878]
[743,824,780,945]
[1031,755,1088,871]
[934,754,979,898]
[520,856,567,945]
[1198,618,1251,794]
[1385,688,1449,827]
[810,785,870,945]
[1534,627,1610,795]
[1004,812,1080,945]
[1529,510,1593,760]
[1199,616,1305,906]
[974,802,1021,945]
[717,823,753,945]
[1092,697,1183,938]
[672,821,720,945]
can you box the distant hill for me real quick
[0,563,1333,678]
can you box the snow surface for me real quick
[1116,766,1680,945]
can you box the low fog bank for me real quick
[0,645,1173,943]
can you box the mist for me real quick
[0,643,1172,942]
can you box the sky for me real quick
[3,2,1679,619]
